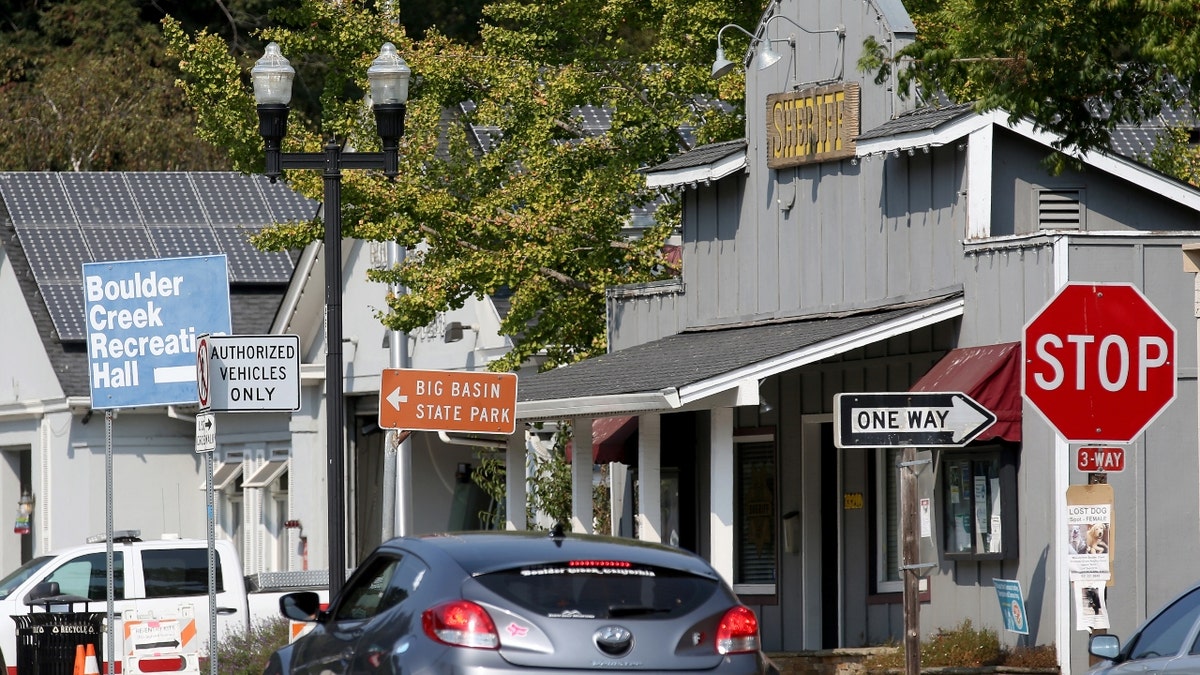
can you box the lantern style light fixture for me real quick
[249,41,412,598]
[14,490,34,535]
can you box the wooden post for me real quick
[901,446,921,675]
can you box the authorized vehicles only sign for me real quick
[83,255,231,409]
[202,334,301,412]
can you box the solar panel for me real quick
[19,227,91,281]
[192,173,274,226]
[214,227,294,283]
[0,173,75,227]
[259,176,319,223]
[41,283,87,341]
[149,226,223,259]
[59,173,141,226]
[4,171,312,342]
[82,226,158,263]
[126,173,206,226]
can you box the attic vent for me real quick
[1036,188,1084,230]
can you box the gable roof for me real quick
[0,172,318,402]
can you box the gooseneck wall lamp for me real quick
[251,41,411,599]
[712,15,846,82]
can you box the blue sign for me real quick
[83,256,232,409]
[994,578,1029,635]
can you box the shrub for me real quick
[863,619,1058,670]
[199,617,290,674]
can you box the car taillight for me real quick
[716,606,760,654]
[422,600,501,649]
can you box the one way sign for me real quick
[834,392,996,448]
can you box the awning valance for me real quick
[909,342,1022,443]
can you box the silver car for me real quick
[1089,582,1200,674]
[266,529,767,674]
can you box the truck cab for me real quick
[0,530,248,674]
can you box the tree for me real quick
[0,0,239,170]
[862,0,1200,159]
[164,0,760,372]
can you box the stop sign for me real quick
[1023,282,1176,443]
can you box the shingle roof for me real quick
[518,294,960,405]
[643,139,748,175]
[856,103,976,142]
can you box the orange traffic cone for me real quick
[73,644,86,675]
[82,643,101,675]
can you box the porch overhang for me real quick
[516,293,965,421]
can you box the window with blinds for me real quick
[734,436,777,594]
[876,448,903,593]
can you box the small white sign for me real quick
[204,335,301,412]
[195,412,215,453]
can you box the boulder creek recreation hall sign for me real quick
[766,83,859,169]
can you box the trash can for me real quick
[13,610,104,675]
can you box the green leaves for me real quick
[883,0,1200,161]
[167,0,759,372]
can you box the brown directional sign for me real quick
[378,368,517,434]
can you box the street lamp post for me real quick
[251,41,411,599]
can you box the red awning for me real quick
[909,342,1022,443]
[565,416,638,464]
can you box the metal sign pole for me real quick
[105,410,115,675]
[206,449,217,675]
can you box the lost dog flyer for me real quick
[1066,484,1114,584]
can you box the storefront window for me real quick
[941,446,1017,560]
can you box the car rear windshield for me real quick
[476,561,719,619]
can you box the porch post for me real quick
[571,416,594,533]
[505,431,527,530]
[637,413,662,542]
[710,407,735,585]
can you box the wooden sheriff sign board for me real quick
[766,83,859,169]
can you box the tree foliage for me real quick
[0,0,266,170]
[165,0,759,372]
[865,0,1200,158]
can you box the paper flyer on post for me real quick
[1067,503,1111,582]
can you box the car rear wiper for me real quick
[607,605,672,618]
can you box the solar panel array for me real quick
[1,172,318,342]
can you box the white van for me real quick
[0,531,252,673]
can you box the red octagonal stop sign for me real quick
[1023,283,1176,443]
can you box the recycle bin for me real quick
[13,610,104,675]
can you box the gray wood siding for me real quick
[992,129,1200,234]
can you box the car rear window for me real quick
[476,561,718,619]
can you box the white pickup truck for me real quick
[0,530,327,674]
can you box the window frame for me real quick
[939,445,1018,562]
[733,431,777,597]
[875,448,904,594]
